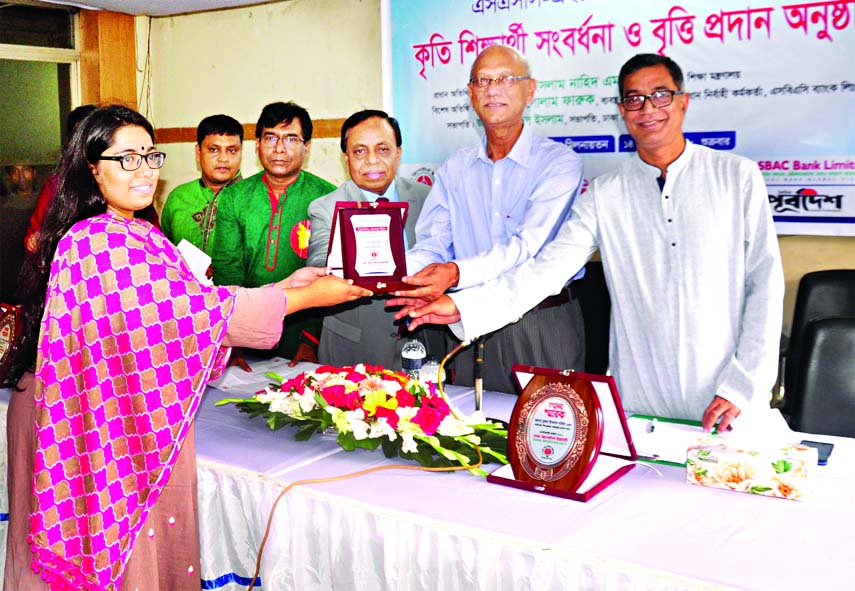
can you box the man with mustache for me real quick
[307,109,438,369]
[213,101,335,365]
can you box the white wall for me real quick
[136,0,383,207]
[133,0,855,330]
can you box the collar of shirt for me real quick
[636,139,695,181]
[359,179,399,202]
[475,123,533,167]
[262,171,302,210]
[197,173,242,195]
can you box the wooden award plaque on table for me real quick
[487,365,638,502]
[327,201,410,294]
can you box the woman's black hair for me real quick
[5,104,155,386]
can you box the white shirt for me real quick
[451,142,784,421]
[406,125,583,288]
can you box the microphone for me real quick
[473,337,485,412]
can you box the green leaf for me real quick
[696,468,708,477]
[264,371,285,383]
[697,450,711,458]
[314,392,328,408]
[215,397,254,407]
[772,460,792,474]
[352,437,382,451]
[295,423,319,441]
[749,485,773,494]
[337,431,358,451]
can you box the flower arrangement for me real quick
[217,364,508,475]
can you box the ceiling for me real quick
[15,0,285,17]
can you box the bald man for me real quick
[399,45,586,393]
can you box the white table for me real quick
[3,359,854,590]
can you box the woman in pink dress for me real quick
[3,104,370,591]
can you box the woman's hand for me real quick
[277,266,329,289]
[285,276,372,314]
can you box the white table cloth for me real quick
[2,358,854,590]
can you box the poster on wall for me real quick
[383,0,855,236]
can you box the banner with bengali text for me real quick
[385,0,855,236]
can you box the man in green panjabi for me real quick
[213,101,335,365]
[161,114,244,255]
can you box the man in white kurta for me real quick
[451,139,783,422]
[395,54,784,431]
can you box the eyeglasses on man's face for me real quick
[469,75,530,89]
[620,90,684,111]
[98,152,166,171]
[260,133,305,149]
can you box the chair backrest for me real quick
[788,317,855,437]
[574,261,611,374]
[783,270,855,416]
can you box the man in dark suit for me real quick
[307,110,433,369]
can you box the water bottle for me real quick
[401,337,426,380]
[419,355,446,385]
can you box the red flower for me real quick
[282,376,306,393]
[344,390,362,410]
[346,371,367,383]
[395,390,416,408]
[412,395,451,436]
[320,384,347,407]
[374,406,399,429]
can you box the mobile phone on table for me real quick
[800,440,834,465]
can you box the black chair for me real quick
[788,317,855,437]
[574,261,611,374]
[782,270,855,417]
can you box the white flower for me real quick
[395,406,419,421]
[465,410,487,426]
[344,409,370,440]
[327,407,349,433]
[400,431,418,453]
[295,389,318,414]
[369,418,397,441]
[268,397,300,416]
[381,379,404,397]
[256,386,290,404]
[436,414,474,437]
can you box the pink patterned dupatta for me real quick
[30,213,237,590]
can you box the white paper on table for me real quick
[176,239,213,286]
[627,416,707,464]
[628,408,801,466]
[208,358,309,394]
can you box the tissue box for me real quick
[686,439,817,501]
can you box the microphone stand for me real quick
[473,336,485,413]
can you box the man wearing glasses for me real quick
[306,110,437,370]
[395,53,784,432]
[213,101,335,366]
[397,44,586,395]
